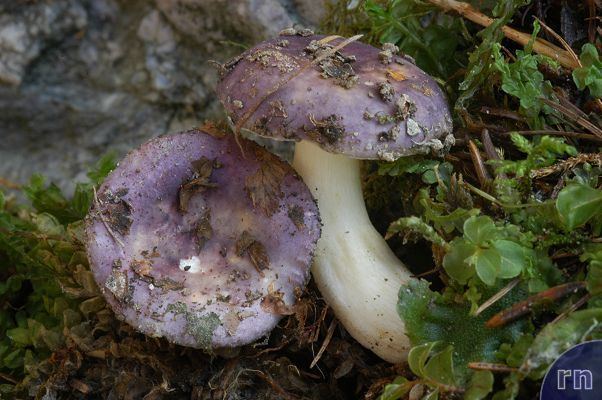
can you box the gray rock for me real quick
[0,0,87,86]
[0,0,328,195]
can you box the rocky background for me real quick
[0,0,328,193]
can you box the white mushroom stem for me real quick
[292,140,412,363]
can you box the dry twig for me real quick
[310,318,337,368]
[468,362,517,373]
[486,282,586,328]
[426,0,579,69]
[530,153,602,179]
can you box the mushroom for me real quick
[85,127,321,351]
[216,32,453,362]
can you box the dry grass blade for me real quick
[474,278,520,316]
[468,362,517,372]
[468,139,491,187]
[535,18,580,67]
[480,129,501,161]
[551,293,591,324]
[0,372,19,384]
[310,318,337,369]
[481,129,507,179]
[540,98,602,138]
[426,0,579,69]
[249,369,302,400]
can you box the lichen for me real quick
[165,301,187,315]
[185,312,221,351]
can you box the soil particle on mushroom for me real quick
[98,189,132,236]
[304,39,358,89]
[377,81,395,102]
[246,48,299,73]
[378,42,399,65]
[307,114,346,144]
[287,204,305,229]
[394,94,417,120]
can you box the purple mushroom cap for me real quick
[85,127,321,350]
[216,33,453,161]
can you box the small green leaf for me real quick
[443,239,477,284]
[556,183,602,230]
[408,342,439,378]
[572,44,602,98]
[582,244,602,296]
[504,334,534,368]
[87,151,117,185]
[464,216,497,245]
[378,377,413,400]
[424,345,456,386]
[464,371,494,400]
[474,248,500,286]
[31,213,65,236]
[2,349,24,369]
[79,296,105,318]
[6,327,31,346]
[492,240,527,279]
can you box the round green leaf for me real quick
[463,216,497,245]
[464,371,494,400]
[408,342,439,378]
[492,240,526,279]
[475,248,500,286]
[424,345,456,386]
[556,184,602,230]
[443,239,478,284]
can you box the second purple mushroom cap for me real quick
[85,127,321,350]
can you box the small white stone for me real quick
[179,255,202,273]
